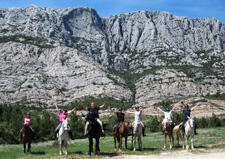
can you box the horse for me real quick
[86,112,101,156]
[58,118,69,155]
[113,121,132,152]
[172,123,184,149]
[184,117,195,150]
[162,119,174,149]
[21,125,33,154]
[132,122,143,151]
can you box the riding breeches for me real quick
[133,121,145,128]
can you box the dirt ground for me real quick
[107,148,225,159]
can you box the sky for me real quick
[0,0,224,22]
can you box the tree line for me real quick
[0,103,225,144]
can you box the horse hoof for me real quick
[114,148,116,151]
[119,149,122,152]
[133,148,136,151]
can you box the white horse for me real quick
[184,117,195,150]
[132,122,143,151]
[58,118,69,155]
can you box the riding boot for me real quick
[69,130,74,140]
[143,126,146,136]
[53,130,58,140]
[194,125,198,135]
[182,126,185,136]
[100,130,105,137]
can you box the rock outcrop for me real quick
[0,6,224,106]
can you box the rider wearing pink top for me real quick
[20,108,34,142]
[54,102,76,140]
[24,118,31,125]
[59,113,68,122]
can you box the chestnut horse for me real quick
[173,123,184,149]
[162,119,174,149]
[113,121,132,152]
[21,125,33,154]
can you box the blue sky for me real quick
[0,0,224,22]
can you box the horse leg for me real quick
[163,134,166,149]
[113,135,117,151]
[59,140,62,155]
[139,135,143,151]
[179,132,185,149]
[186,136,189,150]
[95,138,100,155]
[191,135,194,150]
[133,136,136,151]
[119,135,122,152]
[176,133,179,146]
[125,136,127,149]
[131,134,133,150]
[23,143,26,154]
[169,134,173,149]
[88,137,93,156]
[28,142,31,154]
[64,140,68,155]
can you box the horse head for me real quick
[188,117,195,128]
[133,122,139,134]
[86,112,96,123]
[61,118,68,131]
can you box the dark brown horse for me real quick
[21,125,33,154]
[162,119,174,149]
[113,121,132,152]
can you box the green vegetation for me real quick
[0,35,54,48]
[63,96,133,111]
[0,127,224,158]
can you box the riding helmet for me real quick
[118,108,122,111]
[165,108,169,111]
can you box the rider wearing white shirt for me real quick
[128,106,146,136]
[157,106,176,135]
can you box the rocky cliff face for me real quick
[0,5,224,106]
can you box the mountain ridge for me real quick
[0,6,224,106]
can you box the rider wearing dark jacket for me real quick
[175,102,200,135]
[108,107,130,135]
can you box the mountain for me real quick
[0,5,224,106]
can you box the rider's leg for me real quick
[84,121,89,137]
[54,122,62,139]
[181,122,185,136]
[29,126,35,139]
[140,122,146,136]
[194,124,197,135]
[67,126,74,140]
[96,118,104,136]
[161,122,164,135]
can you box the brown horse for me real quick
[162,119,174,149]
[21,125,33,154]
[113,121,132,152]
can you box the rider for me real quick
[175,102,200,136]
[108,107,130,135]
[20,108,35,142]
[54,102,76,140]
[81,101,107,137]
[157,105,176,135]
[127,106,146,136]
